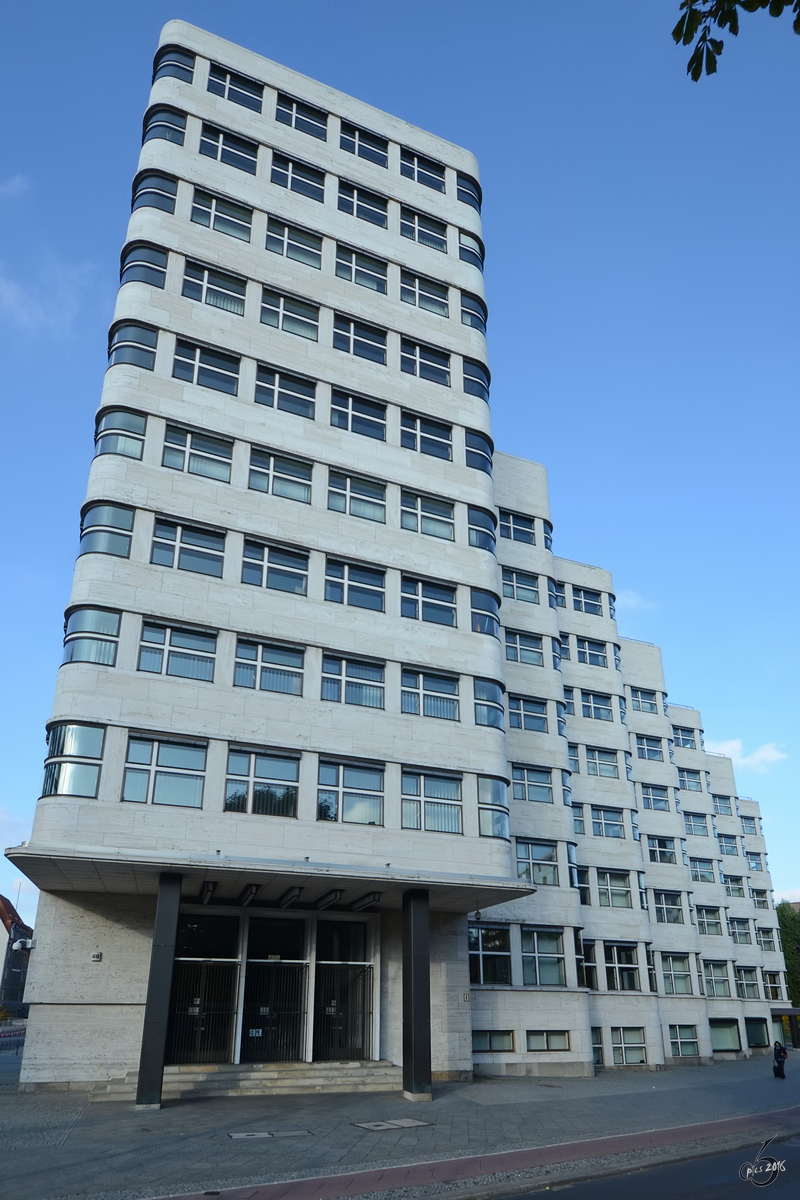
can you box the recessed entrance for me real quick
[166,914,240,1065]
[240,917,308,1063]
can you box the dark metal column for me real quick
[135,873,182,1108]
[402,888,432,1100]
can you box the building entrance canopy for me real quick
[6,844,534,913]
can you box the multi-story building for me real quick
[8,22,791,1101]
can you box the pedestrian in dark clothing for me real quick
[773,1041,788,1078]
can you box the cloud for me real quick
[705,738,787,773]
[0,174,29,198]
[614,589,658,613]
[0,258,93,335]
[774,889,800,905]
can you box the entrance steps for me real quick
[89,1059,403,1102]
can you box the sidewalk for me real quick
[1,1053,799,1200]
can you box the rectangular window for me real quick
[400,147,445,191]
[401,491,454,540]
[648,836,677,864]
[469,925,511,984]
[586,749,619,778]
[474,679,505,729]
[79,503,134,559]
[328,471,385,522]
[400,670,459,720]
[684,812,708,836]
[521,928,566,985]
[548,580,566,609]
[575,863,590,899]
[337,180,388,226]
[331,390,386,440]
[225,749,299,817]
[641,785,669,811]
[516,842,559,886]
[400,207,447,252]
[581,691,613,721]
[207,63,263,111]
[267,218,322,268]
[499,510,535,543]
[509,696,547,732]
[191,188,253,241]
[400,338,450,385]
[568,744,580,773]
[401,772,462,833]
[697,906,723,935]
[233,640,304,695]
[138,622,216,682]
[182,260,246,316]
[597,870,631,907]
[255,365,316,419]
[636,735,663,761]
[400,412,452,459]
[672,725,696,748]
[713,795,733,815]
[249,447,312,503]
[709,1019,741,1050]
[747,852,763,872]
[718,834,738,856]
[678,768,703,792]
[690,857,715,883]
[573,587,602,615]
[741,815,758,835]
[605,948,640,993]
[729,917,751,944]
[472,1030,513,1051]
[321,656,384,709]
[526,1030,570,1051]
[242,541,308,595]
[502,569,539,604]
[122,736,206,808]
[753,889,769,909]
[42,724,104,799]
[199,123,258,174]
[593,808,624,839]
[512,766,552,803]
[335,244,388,293]
[334,315,387,363]
[276,92,327,139]
[669,1024,699,1056]
[151,520,225,577]
[505,631,544,667]
[271,153,325,201]
[704,961,731,997]
[325,559,384,611]
[317,761,384,826]
[163,425,233,483]
[633,686,657,710]
[762,971,783,1000]
[662,955,692,995]
[62,607,120,668]
[261,288,319,340]
[577,638,607,667]
[756,928,776,952]
[724,875,745,897]
[401,578,457,626]
[591,1026,603,1064]
[173,339,240,395]
[400,271,449,316]
[340,121,388,166]
[735,967,760,999]
[654,891,684,924]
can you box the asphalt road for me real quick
[509,1135,800,1198]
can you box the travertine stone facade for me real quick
[10,23,788,1086]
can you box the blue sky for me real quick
[1,1,797,926]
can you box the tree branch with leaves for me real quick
[673,0,800,79]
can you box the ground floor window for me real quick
[709,1018,741,1051]
[526,1030,570,1051]
[745,1018,770,1048]
[473,1030,514,1051]
[591,1026,603,1064]
[611,1026,646,1064]
[669,1024,699,1056]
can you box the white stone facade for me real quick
[10,22,789,1086]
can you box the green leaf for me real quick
[705,44,718,72]
[708,37,725,52]
[688,44,705,79]
[672,13,688,42]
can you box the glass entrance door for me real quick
[165,914,240,1065]
[312,920,373,1061]
[240,917,308,1063]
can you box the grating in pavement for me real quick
[228,1131,310,1139]
[353,1118,432,1130]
